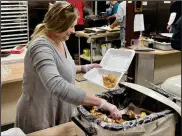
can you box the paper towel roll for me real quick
[134,14,145,32]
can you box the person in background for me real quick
[106,2,112,15]
[171,17,181,51]
[107,1,120,24]
[167,1,181,33]
[83,3,94,17]
[15,2,121,134]
[171,17,181,136]
[110,1,126,46]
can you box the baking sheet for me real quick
[99,26,120,32]
[84,28,106,33]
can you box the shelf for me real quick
[33,8,48,10]
[1,1,29,49]
[1,36,28,41]
[80,54,103,62]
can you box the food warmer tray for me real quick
[72,82,181,136]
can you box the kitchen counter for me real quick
[2,62,24,84]
[1,62,24,125]
[1,62,105,133]
[126,46,180,55]
[1,46,180,126]
[123,47,181,88]
[135,49,179,55]
[27,122,85,136]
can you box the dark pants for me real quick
[66,25,89,60]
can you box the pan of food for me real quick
[72,82,180,136]
[83,49,135,90]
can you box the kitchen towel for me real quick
[134,14,145,32]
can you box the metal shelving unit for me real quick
[1,1,29,50]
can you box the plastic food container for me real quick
[83,49,135,90]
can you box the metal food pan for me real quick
[72,83,180,136]
[153,41,172,50]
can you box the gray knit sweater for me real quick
[15,37,86,134]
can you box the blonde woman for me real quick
[15,2,121,134]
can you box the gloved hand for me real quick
[81,63,102,73]
[167,25,171,31]
[99,99,121,119]
[110,24,115,29]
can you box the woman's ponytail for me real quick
[31,23,46,39]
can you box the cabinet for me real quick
[1,62,24,126]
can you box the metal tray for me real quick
[153,41,172,50]
[72,82,180,134]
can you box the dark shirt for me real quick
[169,1,181,25]
[171,17,181,51]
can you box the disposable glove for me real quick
[81,63,102,73]
[99,99,121,119]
